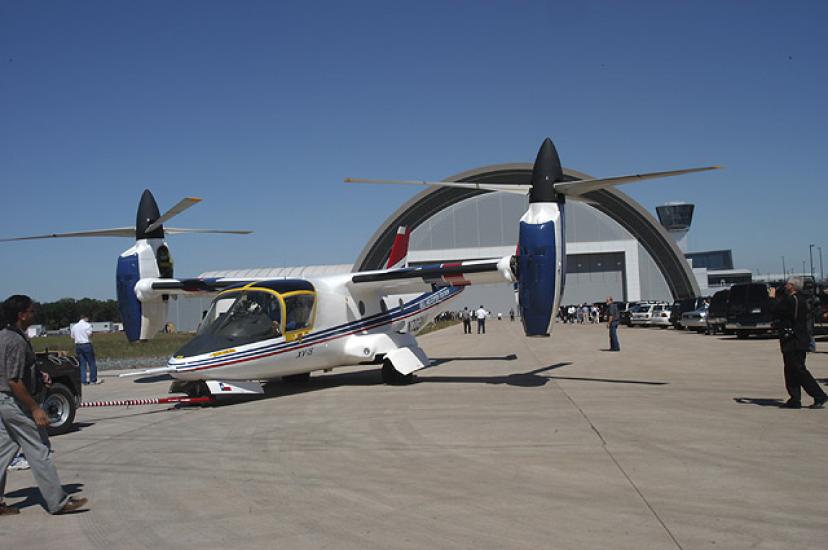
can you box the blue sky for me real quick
[1,0,826,302]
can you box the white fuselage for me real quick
[167,274,463,382]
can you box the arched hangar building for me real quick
[174,162,709,329]
[352,162,701,315]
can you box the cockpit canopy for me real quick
[174,279,316,358]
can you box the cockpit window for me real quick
[174,285,316,358]
[197,291,282,344]
[284,293,315,332]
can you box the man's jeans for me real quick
[75,343,97,384]
[609,321,620,351]
[0,393,70,513]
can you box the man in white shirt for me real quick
[70,316,100,385]
[475,306,488,334]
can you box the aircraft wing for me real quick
[349,257,515,293]
[133,277,260,301]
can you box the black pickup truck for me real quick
[35,351,82,435]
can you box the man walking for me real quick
[769,278,827,409]
[475,305,488,334]
[0,295,87,515]
[71,314,100,384]
[606,296,620,351]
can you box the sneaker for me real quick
[780,400,802,409]
[811,396,828,409]
[93,379,104,384]
[8,456,29,471]
[56,496,88,514]
[0,502,20,516]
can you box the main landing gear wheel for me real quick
[381,359,414,385]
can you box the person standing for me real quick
[509,309,515,322]
[475,305,488,334]
[769,278,827,409]
[71,315,100,385]
[0,295,87,515]
[606,296,620,351]
[462,307,472,334]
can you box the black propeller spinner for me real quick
[136,189,164,240]
[528,138,565,204]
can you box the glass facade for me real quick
[656,203,695,231]
[686,250,734,270]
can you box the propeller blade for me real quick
[164,228,253,235]
[0,227,136,242]
[144,197,202,234]
[553,166,721,196]
[345,177,529,195]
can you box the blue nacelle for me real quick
[517,203,563,337]
[116,254,142,342]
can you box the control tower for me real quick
[656,202,694,253]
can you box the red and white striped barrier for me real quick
[80,396,213,408]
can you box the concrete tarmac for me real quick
[2,322,827,549]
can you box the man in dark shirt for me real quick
[606,297,620,351]
[769,278,827,409]
[461,307,472,334]
[0,295,88,515]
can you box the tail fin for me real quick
[386,226,410,269]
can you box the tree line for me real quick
[34,298,122,330]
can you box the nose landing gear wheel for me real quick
[381,359,414,385]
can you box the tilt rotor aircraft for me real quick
[2,139,718,397]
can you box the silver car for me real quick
[681,304,709,332]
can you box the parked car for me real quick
[705,289,730,334]
[671,297,706,329]
[629,303,654,326]
[35,351,82,435]
[726,282,775,339]
[682,304,709,332]
[630,302,669,326]
[619,302,639,326]
[649,304,673,327]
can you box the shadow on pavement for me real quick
[546,375,667,386]
[424,362,667,387]
[52,421,95,436]
[421,362,571,387]
[718,334,778,341]
[132,374,174,384]
[430,354,518,366]
[5,483,85,512]
[733,397,786,407]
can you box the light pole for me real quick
[819,246,824,281]
[782,256,786,278]
[809,244,815,278]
